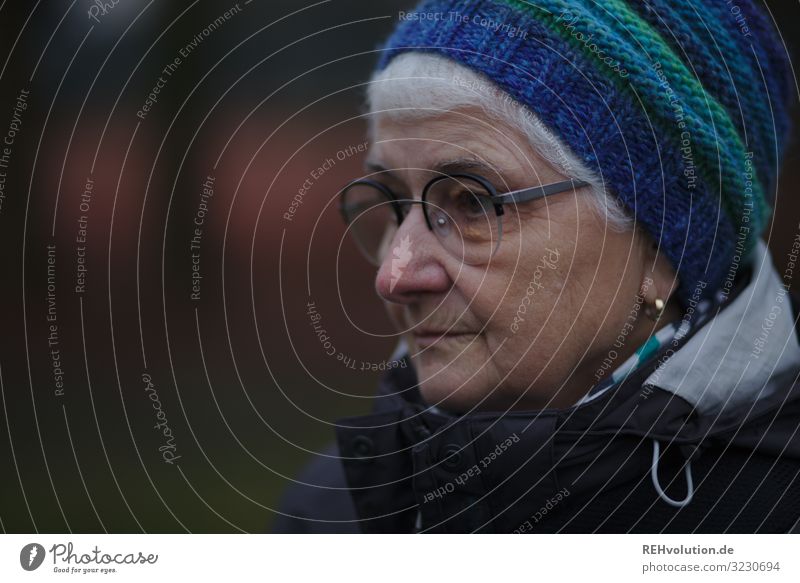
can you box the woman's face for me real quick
[366,108,658,413]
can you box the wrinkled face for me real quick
[366,107,653,413]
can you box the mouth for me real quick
[411,329,477,348]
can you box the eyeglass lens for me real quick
[341,175,501,266]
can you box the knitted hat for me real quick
[375,0,793,304]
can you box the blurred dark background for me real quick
[0,0,797,533]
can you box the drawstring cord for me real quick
[650,439,694,507]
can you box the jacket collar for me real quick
[644,240,800,416]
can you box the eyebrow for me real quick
[364,157,505,182]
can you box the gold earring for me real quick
[645,298,666,321]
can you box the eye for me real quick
[454,189,489,218]
[425,175,494,229]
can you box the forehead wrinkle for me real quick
[365,117,545,192]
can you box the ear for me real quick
[637,229,680,305]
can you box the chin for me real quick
[412,353,496,413]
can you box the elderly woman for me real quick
[275,0,800,533]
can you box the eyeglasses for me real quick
[338,172,588,266]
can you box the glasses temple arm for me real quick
[493,179,590,205]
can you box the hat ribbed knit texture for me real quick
[376,0,793,303]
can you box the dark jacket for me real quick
[274,261,800,533]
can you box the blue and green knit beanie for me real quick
[376,0,793,304]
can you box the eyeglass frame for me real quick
[338,172,590,262]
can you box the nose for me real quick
[374,203,451,303]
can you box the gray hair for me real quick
[366,52,633,231]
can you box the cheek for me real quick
[573,227,641,307]
[453,272,509,328]
[495,236,569,333]
[506,270,564,341]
